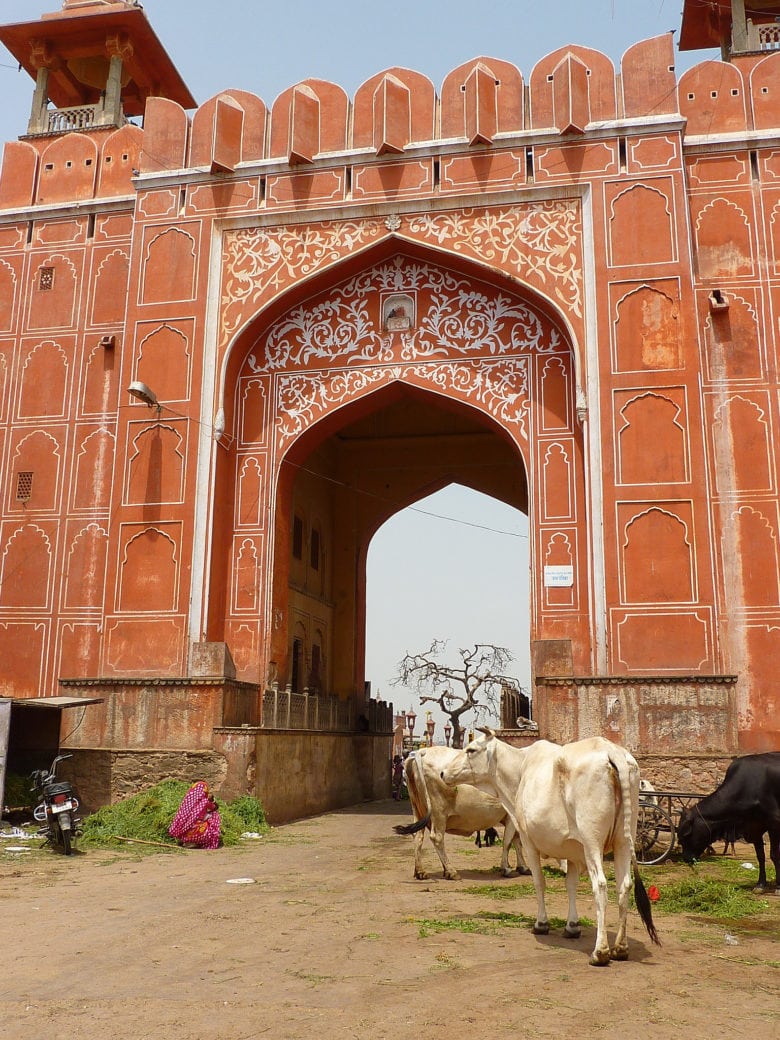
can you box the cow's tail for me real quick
[393,752,432,836]
[633,866,661,946]
[609,750,662,948]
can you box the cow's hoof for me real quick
[563,923,581,939]
[532,922,550,935]
[753,883,768,894]
[611,946,629,961]
[588,950,611,967]
[444,870,461,881]
[414,871,429,881]
[517,867,532,876]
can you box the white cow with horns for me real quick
[439,729,661,966]
[393,746,529,880]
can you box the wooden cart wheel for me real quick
[636,801,676,865]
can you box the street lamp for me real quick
[444,722,452,747]
[405,708,416,746]
[127,380,161,416]
[425,712,435,746]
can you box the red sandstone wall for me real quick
[1,24,779,753]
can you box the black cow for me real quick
[677,752,780,894]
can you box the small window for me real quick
[310,529,320,571]
[292,515,303,560]
[39,267,54,291]
[291,638,303,693]
[309,643,321,689]
[16,471,33,501]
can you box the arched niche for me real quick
[63,523,109,609]
[0,524,52,608]
[118,527,179,612]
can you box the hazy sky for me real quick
[0,1,717,737]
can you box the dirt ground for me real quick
[1,798,777,1040]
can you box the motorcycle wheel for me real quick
[57,815,73,856]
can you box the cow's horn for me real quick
[476,726,496,738]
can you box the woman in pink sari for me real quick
[169,781,222,848]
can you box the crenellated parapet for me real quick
[4,36,780,210]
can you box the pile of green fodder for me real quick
[80,779,269,850]
[649,876,768,918]
[2,772,34,809]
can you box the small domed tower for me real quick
[0,0,194,136]
[680,0,780,60]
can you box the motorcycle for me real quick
[30,754,81,855]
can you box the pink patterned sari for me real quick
[169,782,222,849]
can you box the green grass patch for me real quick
[413,909,586,937]
[414,911,531,937]
[463,882,536,900]
[79,779,270,851]
[653,877,768,918]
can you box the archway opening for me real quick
[365,483,530,740]
[270,381,530,704]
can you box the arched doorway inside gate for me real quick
[270,381,529,703]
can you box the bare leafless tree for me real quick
[392,639,522,748]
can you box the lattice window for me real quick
[38,267,54,291]
[16,471,33,501]
[759,24,780,49]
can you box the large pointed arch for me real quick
[202,241,590,701]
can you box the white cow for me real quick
[393,746,528,881]
[639,777,658,805]
[439,730,661,965]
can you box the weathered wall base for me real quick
[497,732,737,791]
[61,730,393,824]
[59,748,229,813]
[58,678,260,750]
[215,728,393,824]
[535,675,738,755]
[631,754,737,792]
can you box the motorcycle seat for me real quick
[43,781,73,797]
